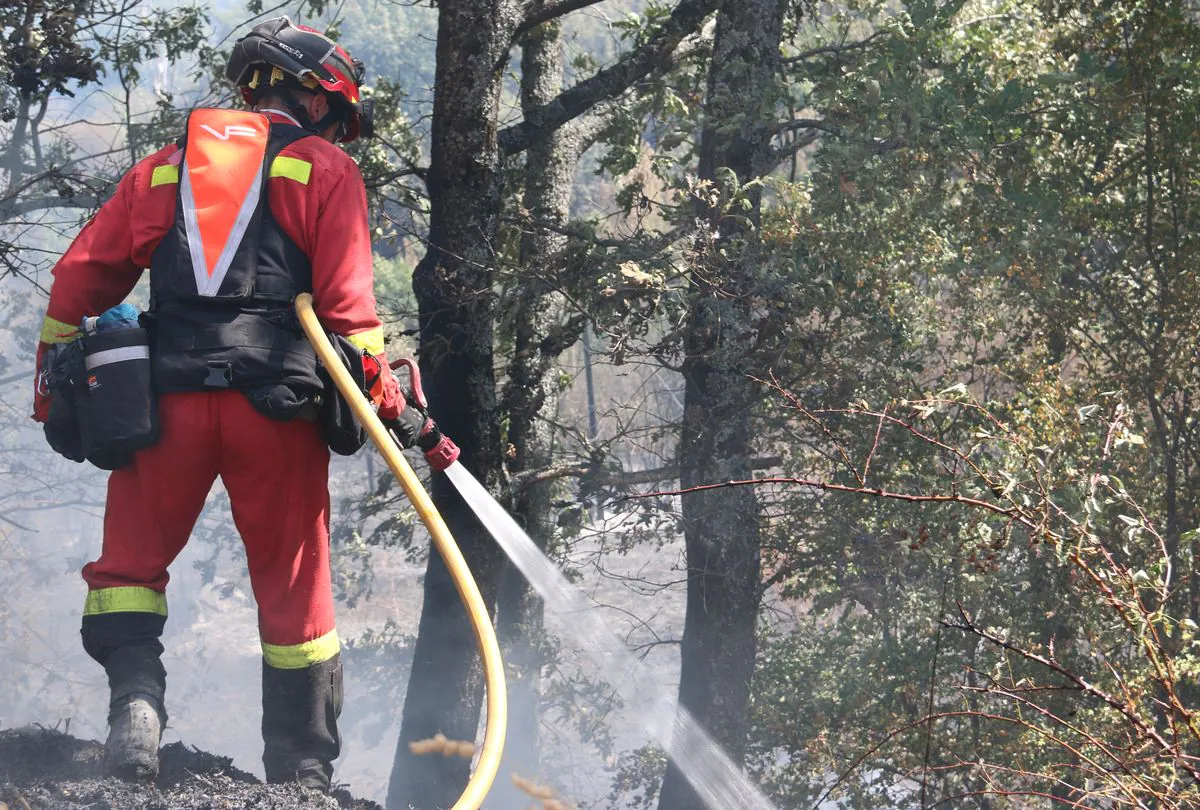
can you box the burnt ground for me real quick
[0,728,382,809]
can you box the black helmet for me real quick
[226,16,373,142]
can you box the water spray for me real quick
[299,292,782,810]
[443,462,783,810]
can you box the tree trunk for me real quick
[386,2,523,808]
[4,95,32,191]
[490,18,576,809]
[386,3,719,806]
[657,2,787,809]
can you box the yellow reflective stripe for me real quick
[40,315,78,344]
[150,164,179,188]
[84,587,167,617]
[347,327,385,357]
[262,629,340,669]
[268,156,312,185]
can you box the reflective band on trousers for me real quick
[261,628,340,669]
[84,586,168,617]
[84,345,151,370]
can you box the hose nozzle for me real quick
[423,433,461,472]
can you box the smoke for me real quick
[0,278,695,807]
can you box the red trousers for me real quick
[82,391,337,666]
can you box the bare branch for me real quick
[774,117,846,138]
[498,0,720,156]
[769,127,823,165]
[944,603,1200,787]
[515,0,609,40]
[769,117,908,166]
[512,454,783,491]
[563,100,621,158]
[781,30,889,64]
[2,194,101,217]
[618,475,1030,526]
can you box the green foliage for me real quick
[607,745,669,809]
[695,0,1200,805]
[1,1,99,104]
[93,5,208,90]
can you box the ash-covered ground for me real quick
[0,728,382,809]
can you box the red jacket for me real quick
[35,110,398,420]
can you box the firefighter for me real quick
[31,17,439,790]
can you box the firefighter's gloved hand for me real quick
[385,395,461,472]
[362,351,404,421]
[386,399,427,449]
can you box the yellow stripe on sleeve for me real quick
[346,327,385,357]
[40,315,79,344]
[268,156,313,185]
[150,164,179,188]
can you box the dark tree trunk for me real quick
[386,2,523,808]
[385,4,720,807]
[490,18,575,809]
[657,2,787,809]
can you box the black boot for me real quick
[103,645,167,780]
[262,653,343,791]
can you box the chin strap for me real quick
[248,67,350,139]
[267,84,346,137]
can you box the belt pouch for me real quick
[81,326,160,467]
[319,333,368,456]
[42,342,86,463]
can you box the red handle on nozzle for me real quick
[389,357,428,409]
[391,356,460,471]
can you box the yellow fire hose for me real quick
[296,292,507,810]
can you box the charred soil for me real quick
[0,728,381,809]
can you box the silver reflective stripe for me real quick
[179,155,265,297]
[179,160,211,296]
[85,345,150,370]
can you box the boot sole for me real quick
[109,760,159,782]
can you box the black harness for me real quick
[148,123,323,420]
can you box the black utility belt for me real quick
[41,312,371,467]
[42,326,159,471]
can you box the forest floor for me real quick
[0,728,382,809]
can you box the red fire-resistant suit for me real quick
[33,109,393,697]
